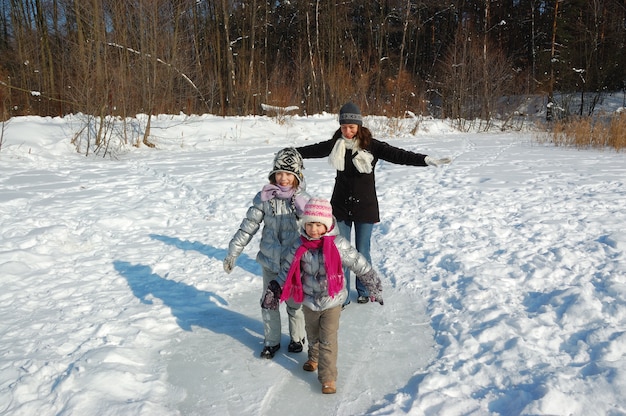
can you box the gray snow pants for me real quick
[260,267,305,347]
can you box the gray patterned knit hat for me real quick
[339,102,363,126]
[268,147,304,183]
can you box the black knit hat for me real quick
[268,147,304,183]
[339,102,363,126]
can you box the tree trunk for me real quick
[547,0,561,122]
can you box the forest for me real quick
[1,0,625,121]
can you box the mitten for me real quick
[358,269,384,306]
[223,255,238,274]
[425,156,452,167]
[261,280,282,310]
[370,290,384,306]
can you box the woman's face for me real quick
[340,124,359,139]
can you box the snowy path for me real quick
[163,290,434,416]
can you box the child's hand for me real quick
[358,269,384,305]
[223,255,237,273]
[370,294,384,305]
[261,280,282,310]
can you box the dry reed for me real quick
[537,112,626,151]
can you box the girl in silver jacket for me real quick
[223,148,310,359]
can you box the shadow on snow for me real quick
[114,259,263,354]
[149,233,261,276]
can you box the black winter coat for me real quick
[296,137,428,223]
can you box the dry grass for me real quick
[536,112,626,151]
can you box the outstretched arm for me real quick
[373,140,452,168]
[295,138,337,159]
[335,235,384,305]
[223,194,264,273]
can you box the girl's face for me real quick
[340,124,359,139]
[305,222,328,239]
[275,171,297,188]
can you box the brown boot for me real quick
[321,380,336,394]
[303,360,318,372]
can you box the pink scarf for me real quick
[280,235,344,303]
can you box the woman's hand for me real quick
[425,156,452,167]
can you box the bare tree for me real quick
[1,0,624,118]
[546,0,562,122]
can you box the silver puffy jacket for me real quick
[277,218,375,311]
[227,187,310,274]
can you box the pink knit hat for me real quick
[301,197,333,230]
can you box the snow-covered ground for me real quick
[1,107,625,415]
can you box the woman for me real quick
[295,102,451,306]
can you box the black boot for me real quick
[260,344,280,359]
[288,338,305,353]
[357,295,370,304]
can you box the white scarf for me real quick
[328,136,374,174]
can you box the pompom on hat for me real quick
[339,102,363,126]
[301,197,333,230]
[269,147,304,183]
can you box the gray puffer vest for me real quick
[277,219,373,311]
[227,187,310,274]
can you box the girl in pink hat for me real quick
[261,197,383,394]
